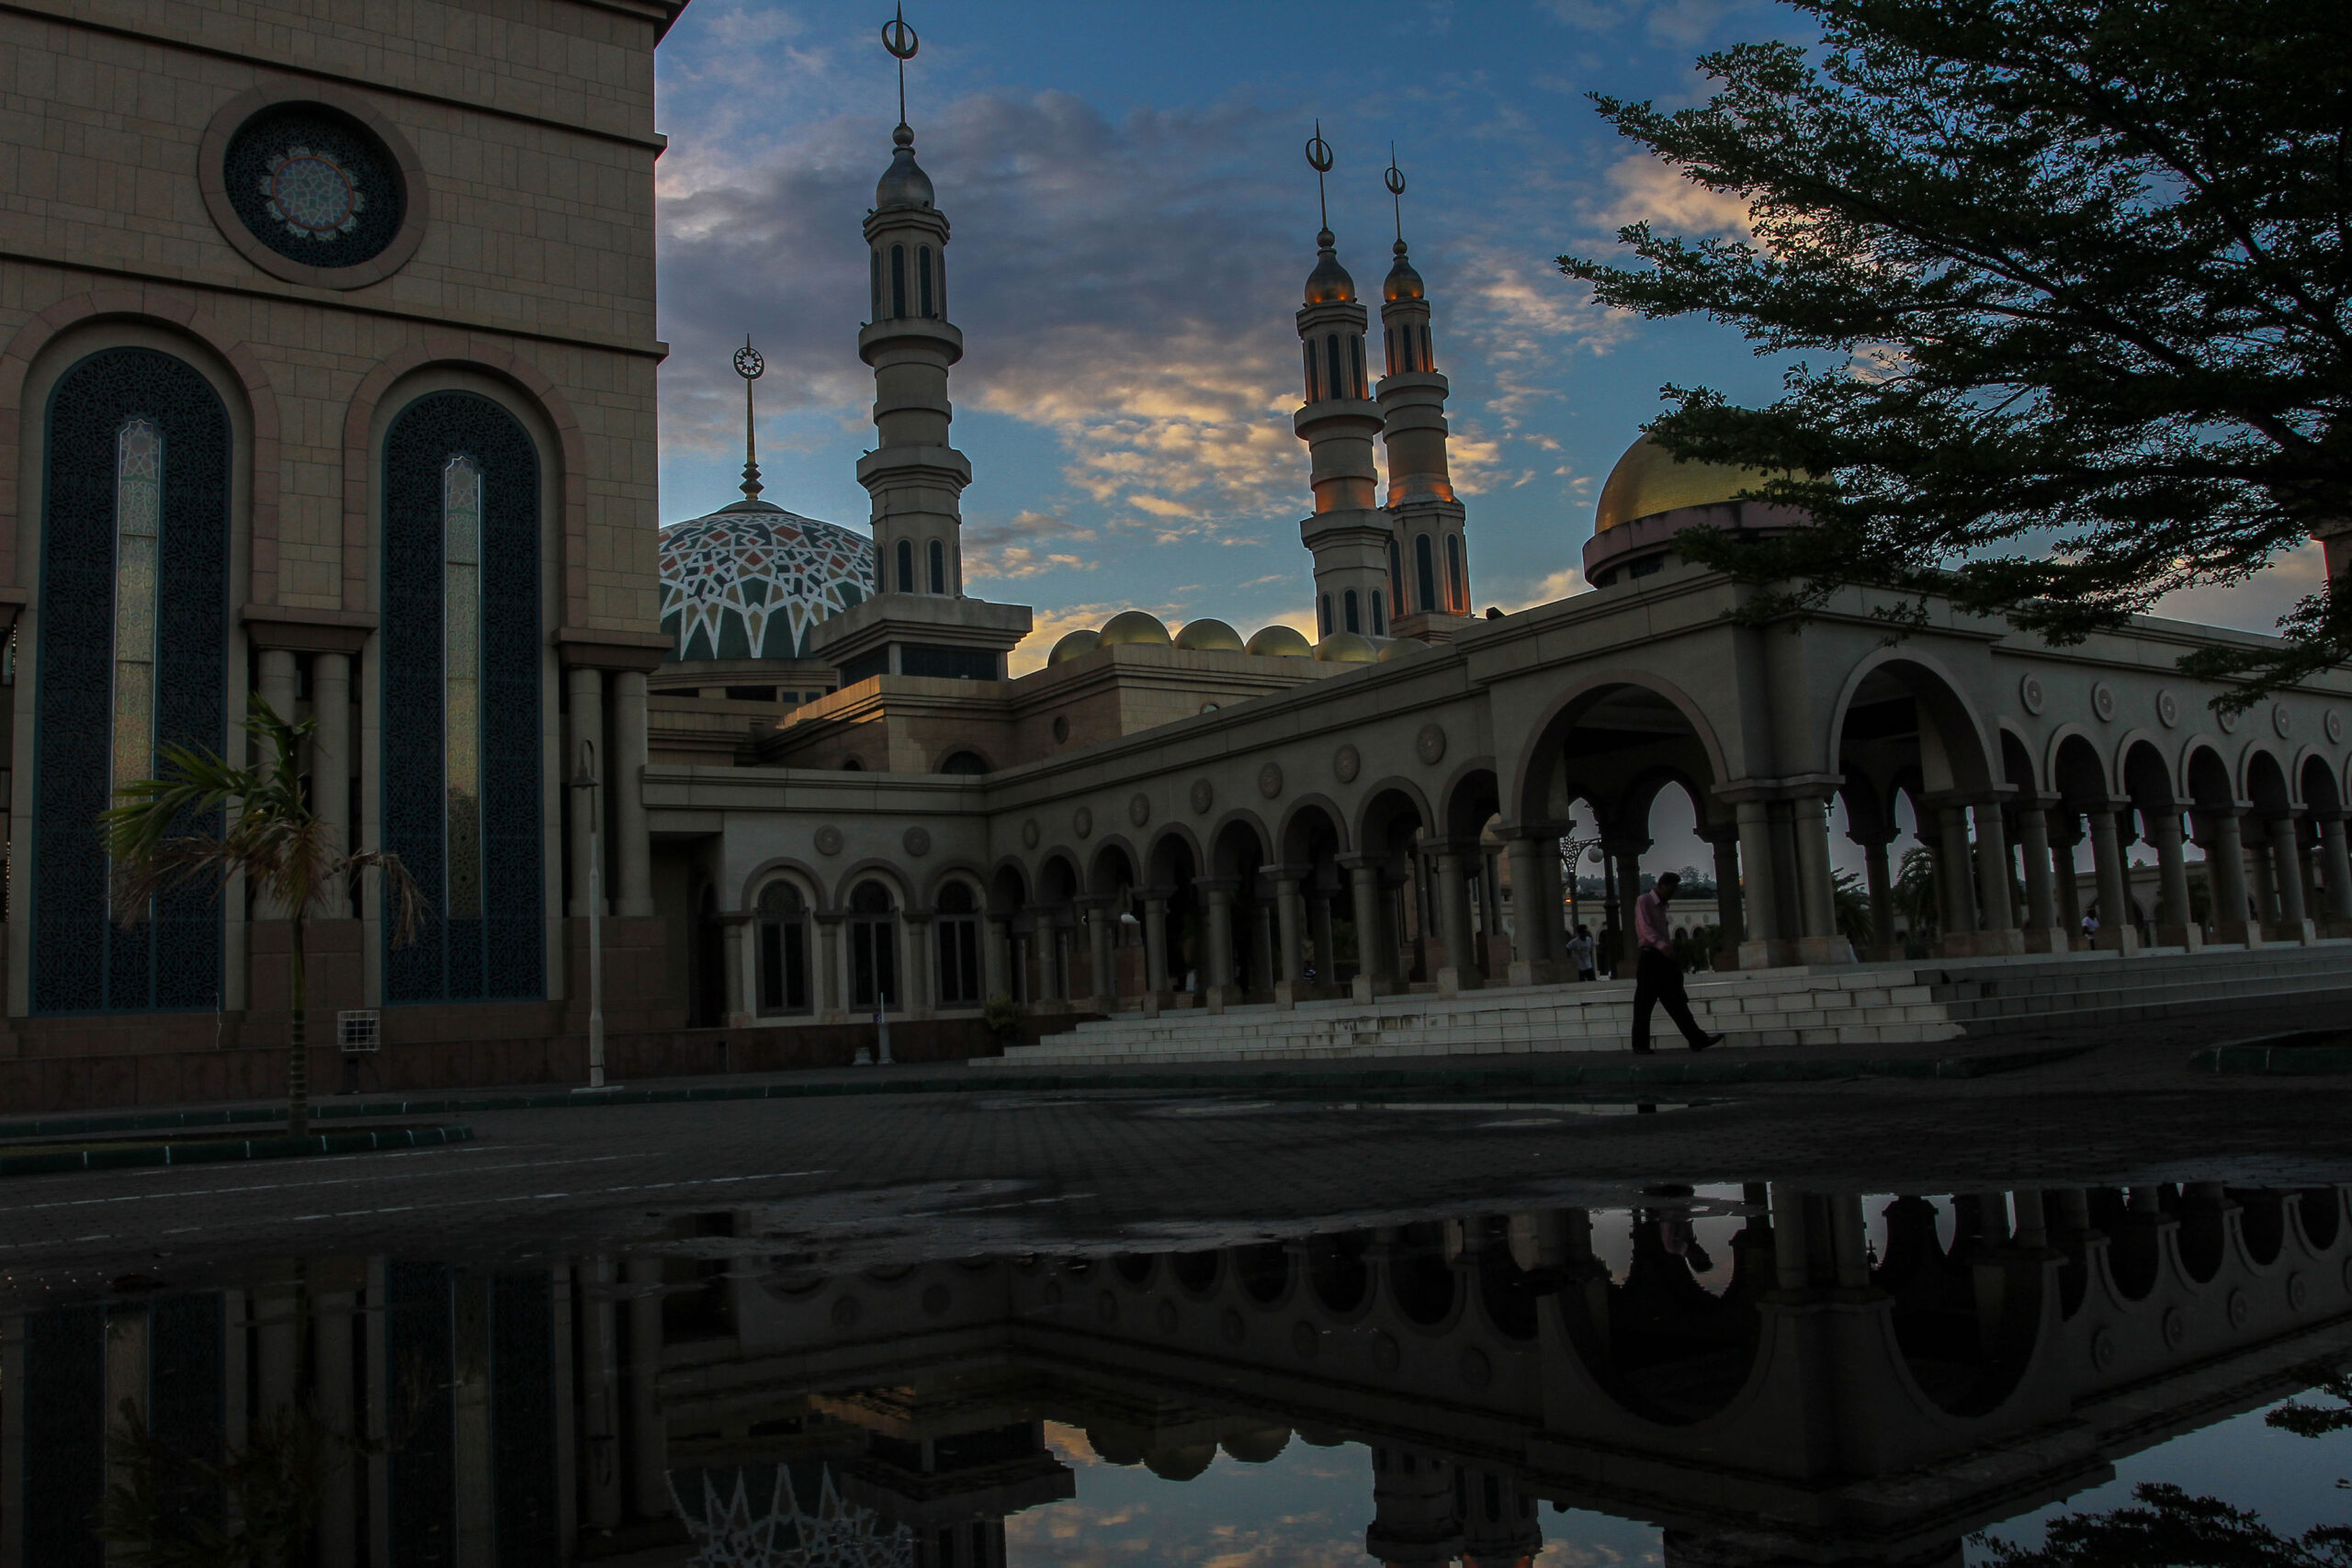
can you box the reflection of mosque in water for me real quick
[8,1182,2352,1566]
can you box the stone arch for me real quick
[1826,650,1996,797]
[2183,740,2235,808]
[1087,836,1142,898]
[1354,776,1433,853]
[828,858,913,916]
[987,858,1029,919]
[735,855,825,913]
[2113,729,2171,801]
[1510,669,1733,825]
[1438,757,1502,840]
[1996,722,2041,794]
[1205,809,1273,875]
[2302,752,2346,816]
[1035,852,1083,907]
[920,859,989,913]
[2243,745,2294,813]
[1277,795,1351,861]
[1145,824,1204,887]
[2051,731,2109,809]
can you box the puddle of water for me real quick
[14,1179,2352,1565]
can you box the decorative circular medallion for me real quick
[1154,1299,1179,1335]
[223,103,405,268]
[2274,702,2293,739]
[2092,682,2117,723]
[1333,743,1362,784]
[814,825,844,857]
[2090,1326,2116,1369]
[2329,710,2345,743]
[1257,761,1284,800]
[2289,1271,2311,1311]
[1371,1331,1401,1372]
[830,1294,862,1329]
[1052,715,1070,743]
[2226,1288,2251,1329]
[2156,689,2180,728]
[1128,792,1151,829]
[1073,806,1093,839]
[1457,1348,1493,1389]
[1021,818,1042,851]
[2161,1306,2187,1348]
[1219,1307,1246,1346]
[1043,1279,1063,1307]
[1290,1321,1319,1359]
[921,1283,951,1316]
[1095,1291,1119,1325]
[901,826,932,857]
[1416,722,1447,766]
[1190,778,1214,815]
[2019,674,2046,716]
[2220,705,2241,734]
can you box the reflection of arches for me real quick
[1306,1233,1370,1314]
[1873,1194,2046,1417]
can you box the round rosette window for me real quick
[222,104,406,267]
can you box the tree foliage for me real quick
[1978,1483,2352,1568]
[1561,0,2352,705]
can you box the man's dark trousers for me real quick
[1632,946,1709,1052]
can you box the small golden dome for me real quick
[1315,631,1378,663]
[1304,231,1356,306]
[1244,625,1315,659]
[1097,609,1171,647]
[1046,628,1100,665]
[1593,433,1781,533]
[1171,617,1244,652]
[1375,636,1430,661]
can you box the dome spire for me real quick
[1301,125,1355,305]
[733,336,765,504]
[884,4,918,141]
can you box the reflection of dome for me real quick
[1220,1427,1291,1464]
[1172,617,1243,652]
[1376,636,1430,661]
[1593,433,1781,532]
[1143,1444,1216,1483]
[1316,631,1378,663]
[1245,625,1315,659]
[1047,628,1101,665]
[1099,610,1171,647]
[660,503,875,661]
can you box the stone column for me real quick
[1937,805,1980,945]
[1770,1184,1813,1294]
[1609,839,1646,974]
[815,914,844,1021]
[1479,847,1504,961]
[2202,808,2259,946]
[1198,878,1238,1011]
[313,1287,360,1568]
[1971,800,2021,954]
[1140,891,1171,1003]
[254,650,300,920]
[2317,813,2352,926]
[1790,795,1852,964]
[313,651,353,911]
[1309,877,1338,987]
[903,913,933,1017]
[1503,834,1548,983]
[1709,829,1745,950]
[1734,799,1784,968]
[981,913,1010,1001]
[721,915,752,1027]
[566,666,605,918]
[623,1257,670,1519]
[2016,802,2065,953]
[2052,811,2085,938]
[1434,847,1479,996]
[1083,897,1117,1010]
[1858,832,1894,959]
[580,1257,623,1529]
[1272,872,1307,1004]
[2086,806,2140,954]
[1344,855,1392,999]
[2147,807,2200,947]
[2269,813,2314,940]
[612,670,654,917]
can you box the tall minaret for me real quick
[1293,126,1393,640]
[810,8,1029,684]
[1377,152,1473,639]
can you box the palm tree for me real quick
[104,699,422,1136]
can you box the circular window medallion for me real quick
[901,826,932,857]
[1189,778,1215,815]
[1095,1291,1119,1325]
[2161,1306,2187,1348]
[2091,682,2117,723]
[1290,1321,1319,1359]
[1457,1348,1493,1389]
[1154,1299,1179,1334]
[830,1294,862,1329]
[1258,761,1283,800]
[1416,723,1447,766]
[1021,818,1041,851]
[1371,1331,1400,1371]
[1219,1307,1246,1346]
[1128,792,1151,829]
[2274,703,2293,739]
[2328,711,2345,743]
[1333,743,1362,784]
[1073,806,1093,840]
[1051,715,1070,743]
[2290,1271,2312,1311]
[2019,674,2046,716]
[2227,1288,2251,1329]
[2090,1326,2116,1369]
[921,1283,951,1316]
[2220,704,2241,734]
[2156,689,2180,728]
[204,88,425,288]
[814,825,844,857]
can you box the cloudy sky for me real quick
[650,0,2323,680]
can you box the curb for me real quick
[2194,1041,2352,1075]
[0,1123,472,1178]
[0,1045,2087,1140]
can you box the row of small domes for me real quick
[1048,610,1430,667]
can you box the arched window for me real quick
[840,757,864,771]
[849,880,899,1010]
[756,881,810,1015]
[918,245,934,317]
[935,882,982,1006]
[1385,327,1396,376]
[927,537,945,594]
[1371,593,1386,636]
[1326,336,1343,402]
[895,538,914,592]
[1387,536,1405,615]
[1318,593,1332,636]
[32,347,230,1013]
[382,390,544,1004]
[1303,343,1317,402]
[1421,323,1432,369]
[1343,589,1361,634]
[1446,534,1464,612]
[889,243,907,319]
[1415,534,1437,612]
[1350,335,1365,397]
[939,750,988,774]
[870,251,882,321]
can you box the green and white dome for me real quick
[659,502,876,661]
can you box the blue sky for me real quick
[650,0,2322,677]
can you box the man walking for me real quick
[1632,873,1724,1054]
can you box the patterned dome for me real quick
[659,503,876,662]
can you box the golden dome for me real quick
[1097,609,1171,647]
[1171,617,1244,652]
[1244,624,1315,659]
[1315,631,1378,663]
[1046,627,1100,665]
[1593,433,1781,533]
[1375,636,1430,661]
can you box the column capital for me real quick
[1261,862,1316,882]
[1133,885,1176,904]
[1192,876,1242,897]
[1714,773,1843,805]
[1335,852,1390,874]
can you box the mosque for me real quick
[0,0,2346,1105]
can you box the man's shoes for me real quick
[1631,1044,1654,1055]
[1690,1032,1725,1052]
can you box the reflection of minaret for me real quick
[1292,124,1392,641]
[1376,151,1473,641]
[809,7,1029,685]
[1365,1445,1463,1565]
[1459,1466,1544,1566]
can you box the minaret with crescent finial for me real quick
[1292,124,1393,641]
[810,6,1030,684]
[1377,150,1472,638]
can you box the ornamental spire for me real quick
[733,336,764,503]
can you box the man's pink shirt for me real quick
[1635,889,1672,953]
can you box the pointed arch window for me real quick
[1387,536,1405,616]
[1318,593,1332,636]
[1385,328,1396,376]
[1343,589,1361,634]
[870,251,883,321]
[1421,323,1432,369]
[1326,336,1343,402]
[895,538,915,592]
[1371,592,1386,636]
[918,244,934,317]
[1350,336,1365,397]
[889,244,908,319]
[1415,533,1437,613]
[927,537,946,594]
[1303,343,1318,402]
[1446,534,1464,613]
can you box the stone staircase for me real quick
[973,942,2352,1067]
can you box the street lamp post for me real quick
[571,740,606,1090]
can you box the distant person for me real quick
[1567,925,1597,983]
[1632,873,1724,1055]
[2081,905,2100,945]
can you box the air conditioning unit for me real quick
[337,1010,381,1053]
